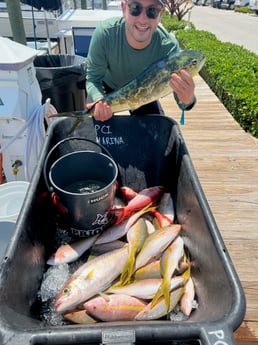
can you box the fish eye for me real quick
[63,287,70,295]
[191,59,198,66]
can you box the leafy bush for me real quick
[234,6,254,14]
[161,12,195,31]
[171,29,258,138]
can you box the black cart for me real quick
[0,115,245,345]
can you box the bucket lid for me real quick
[0,221,15,261]
[0,181,29,221]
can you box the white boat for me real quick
[0,1,59,40]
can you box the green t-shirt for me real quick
[86,16,180,102]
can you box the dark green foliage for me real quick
[172,29,258,138]
[161,12,195,32]
[234,6,254,14]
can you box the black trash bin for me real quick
[34,54,86,113]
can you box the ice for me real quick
[37,226,91,326]
[169,300,199,321]
[169,308,188,322]
[37,263,71,326]
[40,299,67,326]
[39,264,70,302]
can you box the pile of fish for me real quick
[45,186,197,324]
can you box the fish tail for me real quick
[68,118,84,134]
[151,209,172,227]
[151,278,170,311]
[150,285,163,309]
[48,108,90,119]
[182,260,191,282]
[108,207,126,224]
[120,256,135,286]
[163,280,171,312]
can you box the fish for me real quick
[46,234,99,265]
[108,186,164,224]
[119,187,173,228]
[49,49,205,132]
[113,196,126,208]
[134,224,181,271]
[134,260,161,280]
[83,293,147,322]
[145,219,156,235]
[151,236,184,311]
[153,192,175,227]
[91,240,126,255]
[94,218,129,245]
[152,209,173,228]
[180,276,195,316]
[95,205,154,245]
[135,286,185,321]
[106,276,184,300]
[120,186,138,202]
[54,246,128,314]
[63,309,97,324]
[120,217,148,285]
[158,193,175,222]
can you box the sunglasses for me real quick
[127,2,163,19]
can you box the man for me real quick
[86,0,196,121]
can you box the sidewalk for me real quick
[161,75,258,344]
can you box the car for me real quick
[234,0,249,6]
[249,0,258,14]
[193,0,211,5]
[211,0,235,9]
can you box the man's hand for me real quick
[169,69,195,106]
[86,100,113,122]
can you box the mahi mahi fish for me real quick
[50,49,205,131]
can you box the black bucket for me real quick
[44,138,118,237]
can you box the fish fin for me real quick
[107,207,126,224]
[152,217,161,230]
[120,255,135,286]
[182,262,191,283]
[105,279,122,293]
[68,118,84,134]
[49,100,101,119]
[150,209,172,228]
[99,292,111,302]
[163,279,171,312]
[125,205,156,232]
[151,277,170,311]
[150,286,163,309]
[85,269,96,281]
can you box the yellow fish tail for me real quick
[151,275,172,311]
[120,256,135,286]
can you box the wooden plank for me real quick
[160,75,258,344]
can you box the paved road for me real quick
[188,6,258,54]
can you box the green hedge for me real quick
[161,23,258,138]
[161,12,195,31]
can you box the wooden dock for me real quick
[161,75,258,344]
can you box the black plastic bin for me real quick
[34,54,86,112]
[0,116,245,345]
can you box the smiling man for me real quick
[86,0,196,121]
